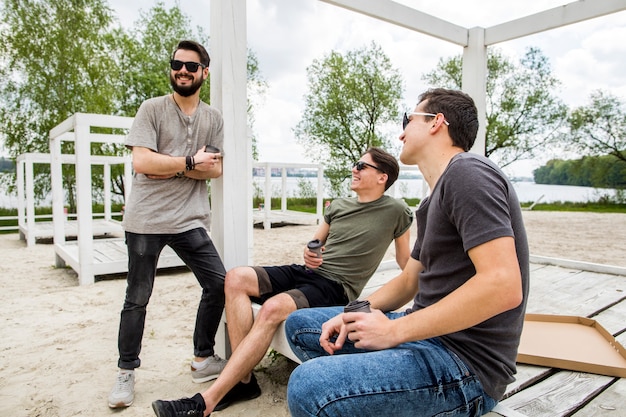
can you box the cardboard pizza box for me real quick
[517,314,626,378]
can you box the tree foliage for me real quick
[534,155,626,189]
[422,47,568,167]
[0,0,266,206]
[294,42,403,195]
[568,90,626,165]
[0,0,119,156]
[0,0,121,208]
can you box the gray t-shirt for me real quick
[408,152,529,401]
[318,195,414,301]
[122,95,224,234]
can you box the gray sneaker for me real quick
[108,370,134,408]
[191,354,227,383]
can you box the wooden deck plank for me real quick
[56,237,185,280]
[252,209,320,229]
[20,219,123,243]
[590,298,626,336]
[498,371,613,416]
[573,378,626,416]
[526,269,626,317]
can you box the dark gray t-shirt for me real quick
[318,195,414,301]
[122,95,224,234]
[407,152,529,400]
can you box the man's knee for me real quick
[224,266,257,295]
[256,294,296,326]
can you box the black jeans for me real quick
[117,228,226,369]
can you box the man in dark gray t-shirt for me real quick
[284,88,529,417]
[108,40,228,411]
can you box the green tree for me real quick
[0,1,267,207]
[0,0,120,209]
[422,47,568,168]
[569,90,626,165]
[294,42,403,195]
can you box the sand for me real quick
[1,210,625,417]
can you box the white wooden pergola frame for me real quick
[209,0,626,270]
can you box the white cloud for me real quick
[108,0,626,176]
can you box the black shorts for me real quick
[251,264,348,309]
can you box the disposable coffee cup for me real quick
[205,145,223,157]
[344,299,371,313]
[307,239,323,257]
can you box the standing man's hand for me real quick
[193,146,222,173]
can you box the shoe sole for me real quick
[152,401,166,417]
[213,390,261,412]
[192,373,220,383]
[108,400,133,409]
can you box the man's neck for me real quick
[172,93,200,116]
[418,148,464,190]
[356,190,384,203]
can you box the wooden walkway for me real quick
[54,237,184,278]
[252,208,320,229]
[237,259,626,417]
[19,218,123,245]
[483,260,626,417]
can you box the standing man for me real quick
[108,40,227,409]
[151,147,414,417]
[284,88,529,417]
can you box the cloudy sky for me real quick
[110,0,626,176]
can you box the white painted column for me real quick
[16,156,26,241]
[462,27,487,156]
[74,113,95,285]
[210,0,251,267]
[50,122,67,268]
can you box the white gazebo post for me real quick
[74,114,96,285]
[462,27,487,155]
[210,0,251,268]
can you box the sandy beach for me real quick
[1,210,625,417]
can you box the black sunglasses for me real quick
[353,161,384,173]
[170,59,206,72]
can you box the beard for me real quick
[170,72,205,97]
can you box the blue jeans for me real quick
[285,307,497,417]
[117,228,225,369]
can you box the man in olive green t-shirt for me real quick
[152,147,414,417]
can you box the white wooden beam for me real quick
[485,0,626,45]
[462,28,487,156]
[320,0,468,46]
[210,0,252,269]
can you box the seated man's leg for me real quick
[285,307,345,361]
[287,337,497,417]
[224,266,263,354]
[201,292,298,412]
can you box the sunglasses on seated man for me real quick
[353,161,385,173]
[170,59,206,72]
[403,112,450,130]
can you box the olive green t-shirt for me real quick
[316,195,413,300]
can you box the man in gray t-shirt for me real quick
[108,40,228,410]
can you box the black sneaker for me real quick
[213,373,262,411]
[152,393,207,417]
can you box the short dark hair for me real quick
[366,147,400,191]
[418,88,478,151]
[172,40,210,68]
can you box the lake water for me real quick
[0,175,619,208]
[252,177,620,204]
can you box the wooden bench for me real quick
[214,258,626,417]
